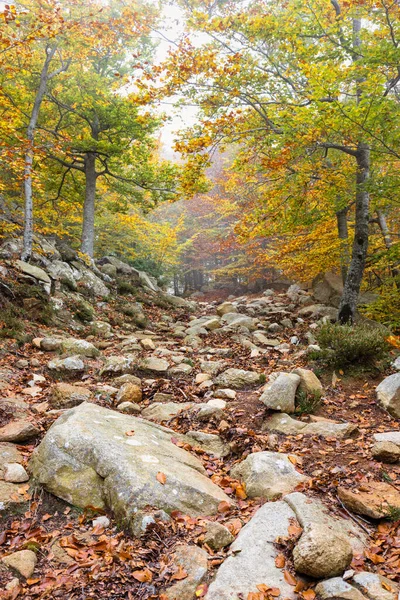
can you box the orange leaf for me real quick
[302,590,316,600]
[156,472,167,485]
[132,568,153,582]
[195,583,208,597]
[125,430,135,436]
[284,570,297,586]
[275,553,286,568]
[218,500,231,513]
[171,566,188,581]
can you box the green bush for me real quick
[360,279,400,333]
[311,322,390,369]
[295,390,322,415]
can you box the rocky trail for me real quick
[0,252,400,600]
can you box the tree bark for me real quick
[21,47,57,262]
[336,206,350,283]
[338,144,370,324]
[376,210,399,277]
[81,152,97,257]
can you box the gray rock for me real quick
[376,373,400,418]
[117,401,141,414]
[231,451,308,499]
[215,368,261,389]
[186,431,229,458]
[46,260,77,290]
[113,374,142,387]
[216,302,237,316]
[2,549,37,579]
[352,571,399,600]
[40,337,63,351]
[164,544,208,600]
[285,492,366,554]
[4,463,29,483]
[221,313,257,330]
[213,388,236,400]
[205,501,298,600]
[200,360,226,375]
[372,441,400,463]
[0,443,23,476]
[169,363,193,375]
[92,321,112,337]
[48,355,85,375]
[0,419,40,443]
[293,523,353,578]
[264,413,358,439]
[260,373,300,413]
[253,332,280,347]
[29,403,232,528]
[142,402,194,422]
[203,522,234,550]
[99,355,137,376]
[315,577,368,600]
[292,367,323,395]
[50,382,91,409]
[298,304,338,320]
[139,357,169,373]
[393,356,400,371]
[14,259,51,284]
[61,338,100,358]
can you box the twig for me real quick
[337,495,372,534]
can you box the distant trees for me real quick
[154,0,400,320]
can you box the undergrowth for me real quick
[310,321,391,370]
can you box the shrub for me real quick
[311,321,390,369]
[295,390,322,415]
[360,279,400,334]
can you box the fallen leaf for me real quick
[284,570,297,586]
[156,472,167,485]
[275,554,285,568]
[171,566,188,581]
[132,568,153,582]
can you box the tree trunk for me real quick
[338,144,370,324]
[21,47,57,262]
[336,206,350,283]
[81,153,97,257]
[376,210,399,277]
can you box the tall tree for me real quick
[153,0,400,321]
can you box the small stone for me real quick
[372,441,400,463]
[213,388,236,400]
[2,549,37,579]
[139,357,169,373]
[207,399,226,409]
[215,368,261,389]
[315,578,368,600]
[40,337,63,351]
[60,338,100,358]
[113,374,142,387]
[196,373,211,384]
[30,358,41,368]
[293,523,353,578]
[5,578,20,591]
[164,544,208,600]
[140,338,156,350]
[376,373,400,418]
[0,420,40,443]
[4,463,29,483]
[50,382,91,409]
[117,401,141,414]
[16,359,29,369]
[116,382,142,404]
[204,521,234,550]
[92,515,110,529]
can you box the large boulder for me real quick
[376,373,400,418]
[260,373,301,413]
[205,501,299,600]
[230,451,308,499]
[292,368,323,396]
[14,259,51,284]
[293,523,353,578]
[29,403,231,531]
[312,272,343,307]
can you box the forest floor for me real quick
[0,288,399,600]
